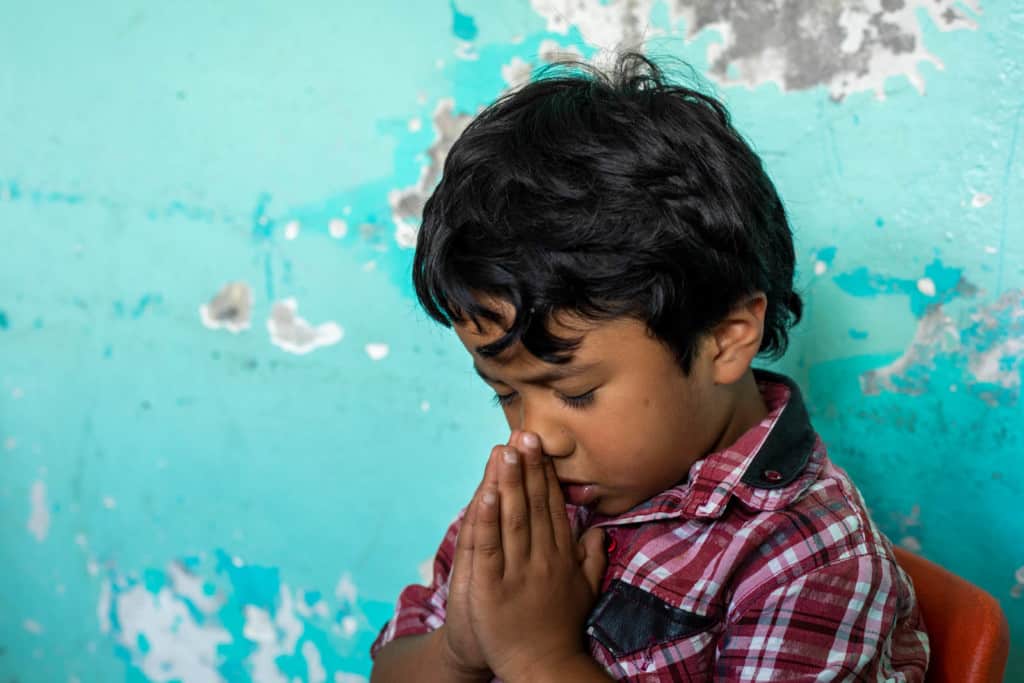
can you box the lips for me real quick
[560,482,598,506]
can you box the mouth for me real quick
[559,481,599,507]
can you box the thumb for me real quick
[578,527,608,596]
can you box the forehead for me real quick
[452,299,647,366]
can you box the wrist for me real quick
[431,627,491,683]
[506,650,607,683]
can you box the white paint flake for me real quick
[1012,565,1024,599]
[267,299,343,355]
[334,573,358,604]
[971,191,993,208]
[408,117,422,133]
[24,619,43,634]
[302,641,327,683]
[283,220,300,240]
[200,282,253,334]
[333,674,368,683]
[916,277,936,297]
[420,400,431,412]
[340,615,359,638]
[27,480,50,541]
[365,343,390,361]
[501,56,533,91]
[418,558,434,586]
[102,496,117,510]
[329,218,349,238]
[814,260,828,276]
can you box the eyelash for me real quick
[491,390,596,410]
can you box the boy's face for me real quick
[455,302,748,517]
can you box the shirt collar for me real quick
[576,370,819,529]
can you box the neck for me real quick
[711,369,768,452]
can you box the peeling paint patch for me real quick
[28,480,50,542]
[303,641,328,683]
[971,191,993,208]
[199,282,253,334]
[365,343,390,361]
[664,0,980,99]
[862,289,1024,403]
[98,551,373,682]
[531,0,656,53]
[388,99,473,248]
[329,218,349,239]
[501,56,534,91]
[268,299,344,355]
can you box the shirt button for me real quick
[762,469,783,483]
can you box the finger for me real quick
[472,473,504,582]
[450,496,477,598]
[579,527,608,596]
[543,457,573,551]
[496,445,530,565]
[517,432,555,553]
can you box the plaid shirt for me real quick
[371,371,930,681]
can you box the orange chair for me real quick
[893,547,1011,683]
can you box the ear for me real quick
[708,292,767,385]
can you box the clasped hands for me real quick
[440,430,608,682]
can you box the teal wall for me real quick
[2,1,1022,680]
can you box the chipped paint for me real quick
[666,0,980,99]
[972,191,993,208]
[199,282,253,334]
[329,218,349,238]
[95,553,373,683]
[267,299,344,355]
[531,0,657,52]
[364,343,389,361]
[388,99,473,247]
[27,480,50,542]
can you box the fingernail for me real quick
[521,432,538,450]
[482,490,497,505]
[503,448,518,464]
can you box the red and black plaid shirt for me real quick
[372,371,930,681]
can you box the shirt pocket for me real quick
[585,579,715,659]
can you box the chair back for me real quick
[892,547,1010,683]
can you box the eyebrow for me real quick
[473,361,599,387]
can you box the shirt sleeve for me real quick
[370,509,466,659]
[714,554,930,682]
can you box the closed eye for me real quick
[491,389,597,410]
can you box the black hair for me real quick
[412,52,802,372]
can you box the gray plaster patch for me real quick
[861,288,1024,405]
[533,0,980,100]
[389,98,473,248]
[199,282,252,333]
[266,298,343,355]
[666,0,980,99]
[532,0,657,54]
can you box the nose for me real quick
[518,400,574,458]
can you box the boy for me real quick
[370,54,929,682]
